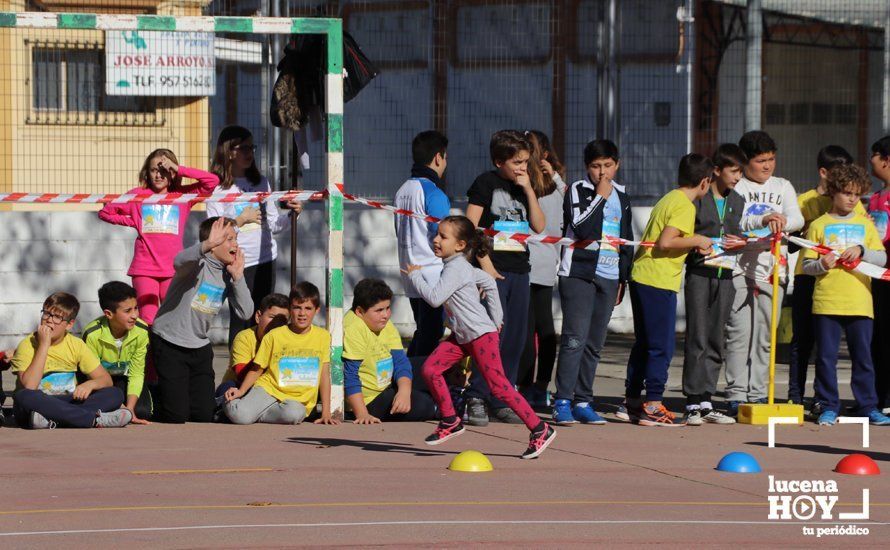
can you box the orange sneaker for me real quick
[638,401,686,427]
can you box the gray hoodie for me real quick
[409,253,503,344]
[152,242,253,348]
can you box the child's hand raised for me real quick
[540,158,554,178]
[514,171,532,191]
[156,156,179,176]
[205,217,230,249]
[227,248,245,280]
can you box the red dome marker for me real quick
[834,454,881,476]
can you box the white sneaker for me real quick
[95,408,132,428]
[684,409,703,426]
[615,402,630,421]
[701,408,736,424]
[30,411,57,429]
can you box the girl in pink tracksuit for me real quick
[99,149,219,324]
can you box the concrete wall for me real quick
[0,202,661,349]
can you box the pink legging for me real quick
[132,275,172,325]
[422,332,540,431]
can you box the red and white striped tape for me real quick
[786,235,890,281]
[0,190,325,205]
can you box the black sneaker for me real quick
[522,423,557,459]
[425,417,466,446]
[466,398,489,427]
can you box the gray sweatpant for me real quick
[682,273,735,403]
[724,275,785,402]
[224,385,307,425]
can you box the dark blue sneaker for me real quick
[552,399,576,425]
[728,400,743,417]
[572,402,606,425]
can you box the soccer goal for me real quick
[0,11,347,418]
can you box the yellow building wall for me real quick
[1,0,211,210]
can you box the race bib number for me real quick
[101,360,129,377]
[704,240,738,271]
[492,220,529,252]
[141,205,179,235]
[375,357,393,388]
[870,210,888,242]
[233,203,261,233]
[824,223,865,251]
[191,281,225,315]
[278,356,320,388]
[40,372,76,396]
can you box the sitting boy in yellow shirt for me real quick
[12,292,131,429]
[223,282,338,425]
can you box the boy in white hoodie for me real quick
[725,131,804,414]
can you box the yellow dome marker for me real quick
[448,450,493,472]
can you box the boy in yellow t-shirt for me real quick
[801,164,890,426]
[626,154,713,427]
[788,146,863,405]
[223,282,337,425]
[343,278,437,423]
[11,292,130,429]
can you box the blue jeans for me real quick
[14,386,124,428]
[814,315,877,415]
[626,282,677,402]
[465,271,530,409]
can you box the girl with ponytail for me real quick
[403,215,557,459]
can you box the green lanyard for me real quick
[716,195,727,278]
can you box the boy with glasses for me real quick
[10,292,130,429]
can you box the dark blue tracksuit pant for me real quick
[788,274,815,402]
[466,271,530,409]
[626,281,677,402]
[814,315,878,415]
[14,386,124,428]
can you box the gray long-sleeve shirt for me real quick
[408,253,503,344]
[152,242,254,348]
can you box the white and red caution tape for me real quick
[786,235,890,281]
[0,190,325,205]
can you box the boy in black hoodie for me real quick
[681,144,746,425]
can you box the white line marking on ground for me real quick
[0,520,888,537]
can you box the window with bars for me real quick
[28,44,162,125]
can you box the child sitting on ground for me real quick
[216,293,290,400]
[82,281,152,424]
[801,164,890,426]
[343,279,438,423]
[11,292,130,429]
[224,282,338,425]
[408,215,557,459]
[151,217,254,423]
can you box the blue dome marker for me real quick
[716,452,761,474]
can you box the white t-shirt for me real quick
[206,176,291,267]
[735,175,803,283]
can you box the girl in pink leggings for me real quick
[405,215,557,459]
[100,149,219,324]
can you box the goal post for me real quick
[0,11,347,420]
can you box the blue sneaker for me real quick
[818,410,838,426]
[728,400,743,417]
[572,402,606,425]
[552,399,577,425]
[867,409,890,426]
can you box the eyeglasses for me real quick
[234,144,257,153]
[40,309,70,324]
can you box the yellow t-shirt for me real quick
[631,189,696,292]
[803,212,883,318]
[342,310,403,404]
[795,189,867,275]
[11,332,101,394]
[222,327,258,383]
[252,324,331,408]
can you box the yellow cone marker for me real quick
[448,450,493,472]
[739,235,804,425]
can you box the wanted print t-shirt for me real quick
[466,170,532,274]
[735,175,803,282]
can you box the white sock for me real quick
[700,401,713,411]
[686,404,701,412]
